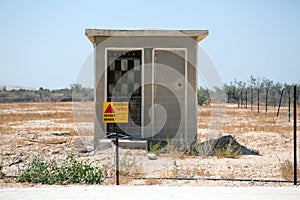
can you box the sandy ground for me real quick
[0,102,299,187]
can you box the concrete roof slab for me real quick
[85,29,208,44]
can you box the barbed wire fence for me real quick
[225,85,299,185]
[228,86,300,122]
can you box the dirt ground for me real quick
[0,102,299,187]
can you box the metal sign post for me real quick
[116,125,119,185]
[103,102,128,185]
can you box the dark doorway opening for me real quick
[106,50,142,139]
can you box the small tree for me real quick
[70,83,83,93]
[197,87,210,105]
[224,82,237,103]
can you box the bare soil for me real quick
[0,102,299,187]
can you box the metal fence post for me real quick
[294,85,297,185]
[288,90,291,122]
[251,88,253,110]
[277,89,284,117]
[257,90,260,113]
[245,90,248,109]
[265,89,268,114]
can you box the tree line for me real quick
[0,78,298,105]
[0,84,93,102]
[197,75,300,106]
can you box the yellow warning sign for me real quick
[103,102,128,123]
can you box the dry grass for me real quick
[131,172,146,178]
[40,137,71,144]
[159,170,179,178]
[105,177,134,185]
[158,162,211,179]
[1,102,295,137]
[195,169,213,177]
[0,102,93,135]
[0,125,78,136]
[279,160,300,181]
[198,103,295,137]
[144,178,162,185]
[1,101,299,184]
[0,112,74,123]
[220,172,236,179]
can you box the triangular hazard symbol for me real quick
[104,104,115,113]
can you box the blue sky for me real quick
[0,0,299,89]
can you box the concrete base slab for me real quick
[99,139,147,150]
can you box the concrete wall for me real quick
[93,36,198,148]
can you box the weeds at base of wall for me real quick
[214,144,242,159]
[147,137,181,157]
[148,141,162,154]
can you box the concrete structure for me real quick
[85,29,208,148]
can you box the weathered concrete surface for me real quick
[99,139,148,150]
[85,29,209,43]
[1,186,299,200]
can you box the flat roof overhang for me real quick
[85,29,208,44]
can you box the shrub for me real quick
[17,154,104,184]
[147,137,178,155]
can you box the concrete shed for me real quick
[85,29,208,148]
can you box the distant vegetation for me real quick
[197,75,300,106]
[1,76,299,104]
[223,75,299,104]
[0,84,93,102]
[197,87,210,105]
